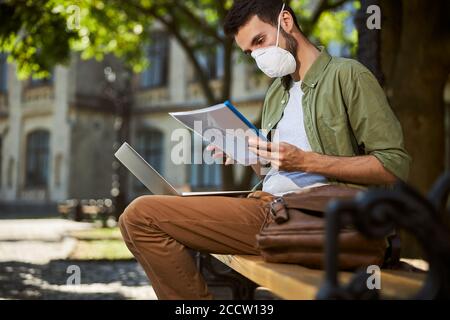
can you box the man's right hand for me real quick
[206,144,234,165]
[206,143,268,179]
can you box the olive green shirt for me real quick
[252,48,411,191]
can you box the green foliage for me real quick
[0,0,77,78]
[290,0,359,55]
[0,0,358,79]
[0,0,153,78]
[69,0,157,73]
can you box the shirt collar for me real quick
[301,46,332,89]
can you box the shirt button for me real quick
[268,122,272,127]
[281,100,286,104]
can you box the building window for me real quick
[54,153,63,188]
[189,134,222,190]
[136,127,164,173]
[134,129,164,190]
[7,157,14,189]
[140,33,169,89]
[25,130,50,188]
[0,54,7,93]
[194,46,224,81]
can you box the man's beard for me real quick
[281,30,299,90]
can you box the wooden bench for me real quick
[208,174,450,300]
[212,254,426,300]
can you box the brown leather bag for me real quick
[255,185,387,270]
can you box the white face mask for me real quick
[251,3,297,78]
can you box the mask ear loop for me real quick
[276,3,286,47]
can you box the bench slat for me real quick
[212,254,424,300]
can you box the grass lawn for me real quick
[68,227,134,260]
[69,227,123,240]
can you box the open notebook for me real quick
[169,100,267,166]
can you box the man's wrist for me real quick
[301,151,322,173]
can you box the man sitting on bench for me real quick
[118,0,411,300]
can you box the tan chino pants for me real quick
[118,191,275,300]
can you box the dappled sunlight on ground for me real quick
[0,260,157,300]
[0,219,157,300]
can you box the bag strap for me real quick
[279,185,362,213]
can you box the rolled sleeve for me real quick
[345,70,412,182]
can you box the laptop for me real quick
[114,142,253,197]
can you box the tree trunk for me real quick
[380,0,448,194]
[357,0,450,258]
[220,38,237,190]
[115,68,133,217]
[355,0,383,83]
[379,0,449,258]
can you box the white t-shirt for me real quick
[262,81,328,196]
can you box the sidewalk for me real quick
[0,219,157,300]
[0,218,262,300]
[0,219,91,264]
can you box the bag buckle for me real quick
[270,197,289,224]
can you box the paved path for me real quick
[0,219,157,300]
[0,219,268,300]
[0,219,92,242]
[0,219,91,264]
[0,259,157,300]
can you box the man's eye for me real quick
[257,38,264,45]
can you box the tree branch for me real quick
[216,0,229,25]
[220,37,233,101]
[170,0,224,43]
[127,1,217,104]
[310,0,350,28]
[162,14,216,104]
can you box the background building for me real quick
[4,14,446,218]
[0,33,271,215]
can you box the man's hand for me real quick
[248,137,397,185]
[206,144,234,165]
[248,137,311,172]
[206,142,269,178]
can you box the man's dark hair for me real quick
[223,0,301,37]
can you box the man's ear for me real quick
[280,11,295,34]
